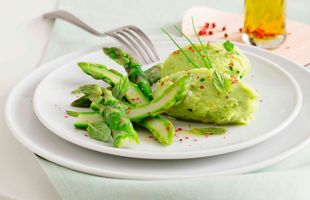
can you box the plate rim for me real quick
[32,40,302,159]
[4,39,310,179]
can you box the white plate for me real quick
[32,40,302,159]
[5,40,310,179]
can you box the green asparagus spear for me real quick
[77,63,181,146]
[102,50,174,145]
[103,47,161,84]
[78,62,149,105]
[71,84,135,111]
[138,116,174,145]
[66,110,103,129]
[71,84,102,96]
[71,84,103,108]
[96,88,139,147]
[70,84,101,107]
[103,47,153,99]
[144,64,161,84]
[71,95,92,108]
[69,85,138,147]
[103,47,139,66]
[67,109,112,142]
[69,96,177,145]
[90,102,100,111]
[101,50,175,145]
[126,76,191,121]
[72,76,190,121]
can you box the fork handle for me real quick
[43,10,105,36]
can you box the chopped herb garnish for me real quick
[189,127,227,135]
[188,108,193,112]
[229,66,233,71]
[223,40,234,52]
[200,78,205,82]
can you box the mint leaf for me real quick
[104,107,122,129]
[112,76,129,100]
[223,40,234,52]
[213,70,231,93]
[72,84,102,96]
[86,121,112,142]
[190,127,227,135]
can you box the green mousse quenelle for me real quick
[154,68,258,124]
[160,24,258,124]
[161,42,251,79]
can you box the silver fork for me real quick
[43,10,160,65]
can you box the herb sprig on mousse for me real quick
[161,18,232,94]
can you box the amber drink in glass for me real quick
[243,0,286,49]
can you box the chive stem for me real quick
[161,28,199,68]
[191,17,213,69]
[173,25,209,68]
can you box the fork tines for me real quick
[105,25,160,65]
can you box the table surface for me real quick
[0,0,308,199]
[0,0,60,199]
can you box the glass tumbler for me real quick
[242,0,286,49]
